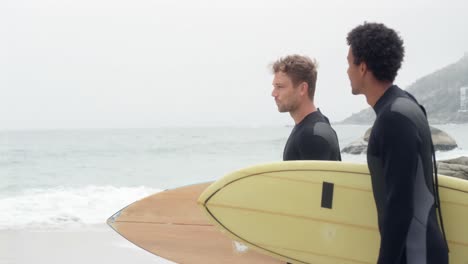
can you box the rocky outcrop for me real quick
[341,127,457,154]
[341,54,468,124]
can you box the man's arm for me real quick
[377,112,419,264]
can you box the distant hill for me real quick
[341,54,468,124]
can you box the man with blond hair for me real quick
[271,54,341,161]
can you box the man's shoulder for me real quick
[296,121,336,148]
[374,97,430,143]
[377,96,427,127]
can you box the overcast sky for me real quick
[1,0,467,130]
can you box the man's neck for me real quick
[291,102,317,124]
[365,81,394,107]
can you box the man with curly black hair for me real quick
[346,22,449,264]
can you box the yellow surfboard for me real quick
[198,161,468,264]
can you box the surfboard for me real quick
[198,161,468,264]
[107,182,283,264]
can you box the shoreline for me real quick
[0,225,175,264]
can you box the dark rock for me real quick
[437,156,468,180]
[431,127,458,151]
[341,127,458,154]
[341,139,368,155]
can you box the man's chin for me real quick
[276,104,290,113]
[351,89,361,95]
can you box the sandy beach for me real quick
[0,225,175,264]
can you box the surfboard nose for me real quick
[107,209,122,226]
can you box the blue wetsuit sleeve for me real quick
[377,112,419,264]
[297,134,332,161]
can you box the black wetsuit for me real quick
[367,85,448,264]
[283,110,341,264]
[283,110,341,161]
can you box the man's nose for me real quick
[271,88,277,97]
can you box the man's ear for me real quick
[359,62,367,77]
[300,82,309,96]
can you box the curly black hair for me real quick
[347,22,405,82]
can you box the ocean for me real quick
[1,124,467,263]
